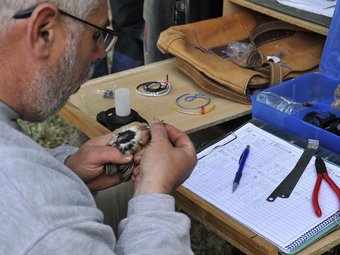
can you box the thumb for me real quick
[100,146,133,165]
[149,118,168,141]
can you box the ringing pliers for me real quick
[312,155,340,217]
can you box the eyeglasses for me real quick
[13,6,118,52]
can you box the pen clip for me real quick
[239,150,245,164]
[239,145,250,164]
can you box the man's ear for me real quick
[26,3,60,59]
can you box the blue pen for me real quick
[232,145,250,192]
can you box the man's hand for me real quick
[65,132,133,191]
[65,122,150,191]
[132,119,197,196]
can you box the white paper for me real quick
[277,0,336,17]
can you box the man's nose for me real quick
[92,42,107,62]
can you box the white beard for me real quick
[25,38,94,122]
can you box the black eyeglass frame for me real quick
[13,6,118,52]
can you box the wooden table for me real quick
[59,59,339,255]
[61,59,251,136]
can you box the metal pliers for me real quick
[312,156,340,217]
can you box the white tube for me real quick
[115,88,131,117]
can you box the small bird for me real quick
[105,123,150,181]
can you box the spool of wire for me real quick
[175,93,211,109]
[172,93,215,115]
[136,75,171,97]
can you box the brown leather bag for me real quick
[157,11,325,104]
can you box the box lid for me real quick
[320,2,340,78]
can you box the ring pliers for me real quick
[312,156,340,217]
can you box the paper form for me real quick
[277,0,337,17]
[183,123,340,253]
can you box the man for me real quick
[0,1,197,254]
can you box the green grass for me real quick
[18,115,340,255]
[18,115,82,148]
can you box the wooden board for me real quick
[65,59,251,136]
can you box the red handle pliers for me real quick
[312,156,340,217]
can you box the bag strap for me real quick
[247,21,308,68]
[253,61,283,86]
[266,62,284,86]
[249,20,308,47]
[175,58,251,104]
[246,21,308,85]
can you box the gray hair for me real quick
[0,0,101,37]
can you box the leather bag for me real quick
[157,11,325,104]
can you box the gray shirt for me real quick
[0,101,193,255]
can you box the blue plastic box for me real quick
[252,2,340,154]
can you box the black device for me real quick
[303,111,340,136]
[96,108,147,131]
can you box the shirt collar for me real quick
[0,100,21,130]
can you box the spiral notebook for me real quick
[183,122,340,254]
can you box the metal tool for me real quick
[267,139,319,202]
[312,156,340,217]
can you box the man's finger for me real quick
[87,173,122,191]
[149,118,169,142]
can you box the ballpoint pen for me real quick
[232,145,250,192]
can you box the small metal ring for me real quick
[136,81,171,97]
[175,93,211,110]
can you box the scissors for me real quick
[312,155,340,217]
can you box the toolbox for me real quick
[252,2,340,155]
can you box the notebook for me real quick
[183,122,340,254]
